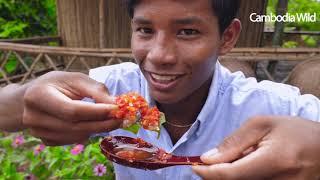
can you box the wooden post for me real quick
[272,0,289,46]
[237,0,268,47]
[99,0,107,48]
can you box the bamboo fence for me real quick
[0,40,319,87]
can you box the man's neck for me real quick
[157,77,212,126]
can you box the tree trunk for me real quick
[268,0,289,79]
[223,0,267,76]
[237,0,268,47]
[272,0,289,46]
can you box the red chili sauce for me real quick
[109,137,172,162]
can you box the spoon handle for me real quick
[168,156,205,165]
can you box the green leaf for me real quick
[282,41,298,48]
[159,112,166,126]
[122,123,141,134]
[48,158,59,170]
[156,112,166,138]
[9,154,25,163]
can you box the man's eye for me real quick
[178,29,200,36]
[137,27,153,34]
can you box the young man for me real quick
[87,0,320,179]
[2,0,319,179]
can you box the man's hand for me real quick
[23,71,122,146]
[192,116,320,180]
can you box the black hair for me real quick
[125,0,240,34]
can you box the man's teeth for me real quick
[150,73,178,81]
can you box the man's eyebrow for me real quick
[132,17,152,25]
[173,17,204,25]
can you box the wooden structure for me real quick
[56,0,131,49]
[53,0,268,76]
[1,40,319,87]
[56,0,267,49]
[1,1,319,96]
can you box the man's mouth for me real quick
[150,73,180,83]
[146,71,186,91]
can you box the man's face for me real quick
[131,0,221,104]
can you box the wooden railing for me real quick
[0,36,61,45]
[0,41,319,87]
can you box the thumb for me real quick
[66,73,116,104]
[201,116,273,164]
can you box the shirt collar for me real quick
[195,60,223,136]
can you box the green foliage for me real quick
[286,0,320,31]
[0,0,57,78]
[0,0,57,38]
[0,132,115,179]
[268,0,320,31]
[301,35,318,47]
[282,40,298,48]
[267,0,320,47]
[4,55,18,74]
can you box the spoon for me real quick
[100,136,205,170]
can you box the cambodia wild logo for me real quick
[250,13,317,23]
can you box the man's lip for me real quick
[145,71,186,91]
[143,69,186,76]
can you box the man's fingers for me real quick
[25,87,118,122]
[201,116,273,164]
[56,100,118,121]
[71,118,122,133]
[30,117,121,145]
[194,146,287,180]
[63,73,115,104]
[24,72,118,121]
[30,128,89,145]
[193,164,232,180]
[24,107,122,133]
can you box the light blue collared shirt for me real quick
[89,61,320,180]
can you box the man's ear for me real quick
[218,19,242,56]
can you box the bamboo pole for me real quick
[0,36,61,44]
[99,0,107,48]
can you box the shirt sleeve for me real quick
[248,80,320,122]
[288,94,320,122]
[89,62,142,96]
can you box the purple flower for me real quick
[34,144,46,155]
[12,135,25,147]
[94,164,107,176]
[70,144,84,155]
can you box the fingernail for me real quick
[202,148,219,159]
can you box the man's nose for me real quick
[146,34,177,66]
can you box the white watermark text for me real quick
[250,13,317,23]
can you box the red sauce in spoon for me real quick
[108,137,171,162]
[100,136,204,170]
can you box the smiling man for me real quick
[87,0,320,179]
[5,0,317,179]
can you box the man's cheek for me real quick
[132,49,145,64]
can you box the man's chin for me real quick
[150,91,183,105]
